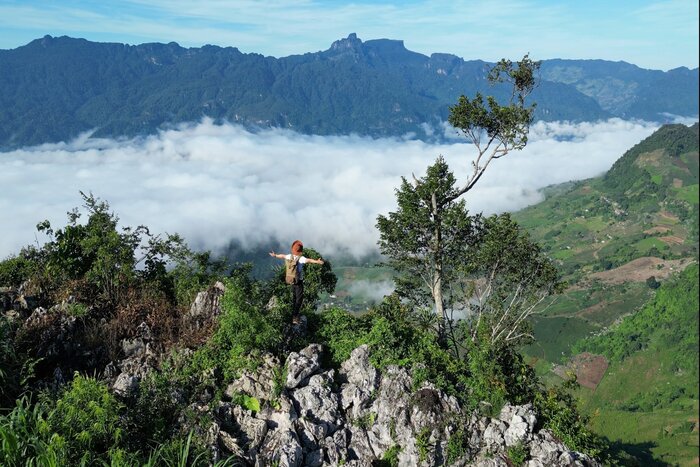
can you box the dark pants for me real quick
[292,281,304,317]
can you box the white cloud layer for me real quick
[0,118,664,260]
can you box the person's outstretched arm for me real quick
[269,251,286,260]
[305,257,324,265]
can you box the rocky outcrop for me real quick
[200,344,600,466]
[109,321,158,397]
[186,281,225,326]
[3,276,599,466]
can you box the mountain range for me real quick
[0,33,697,150]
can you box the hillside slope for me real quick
[513,123,699,465]
[574,264,699,466]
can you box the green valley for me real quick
[513,123,699,465]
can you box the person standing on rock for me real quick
[269,240,324,324]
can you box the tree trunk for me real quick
[431,192,445,321]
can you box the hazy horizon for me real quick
[0,1,697,71]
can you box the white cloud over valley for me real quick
[0,118,664,261]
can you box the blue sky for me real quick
[0,0,697,70]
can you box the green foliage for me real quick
[36,194,139,304]
[47,374,125,465]
[271,365,287,401]
[574,264,698,372]
[232,393,261,413]
[507,442,529,466]
[445,428,468,464]
[533,379,606,457]
[415,427,432,462]
[352,412,377,430]
[0,253,34,287]
[376,156,479,314]
[168,250,228,308]
[0,316,20,405]
[378,155,561,355]
[143,431,210,467]
[32,192,210,307]
[313,296,545,414]
[313,306,371,366]
[193,269,285,381]
[129,352,196,445]
[460,213,563,350]
[65,302,89,318]
[0,396,54,467]
[0,376,127,466]
[449,54,539,151]
[377,444,401,467]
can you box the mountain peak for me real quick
[329,33,363,52]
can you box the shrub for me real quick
[129,363,191,446]
[0,253,34,288]
[0,316,21,406]
[0,375,128,466]
[507,442,529,466]
[378,444,401,467]
[415,427,432,462]
[533,379,605,458]
[0,395,53,466]
[46,374,125,465]
[193,269,285,382]
[312,306,369,366]
[144,431,210,467]
[446,428,468,464]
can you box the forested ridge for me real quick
[0,34,697,149]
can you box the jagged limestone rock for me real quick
[339,345,379,420]
[292,384,340,434]
[322,427,350,465]
[145,339,601,467]
[121,336,146,358]
[112,372,139,397]
[230,404,268,453]
[188,281,225,317]
[257,429,303,467]
[286,343,323,388]
[296,417,326,451]
[258,392,299,432]
[225,355,278,402]
[218,430,244,457]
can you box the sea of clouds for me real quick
[0,118,673,260]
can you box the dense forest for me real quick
[0,34,697,149]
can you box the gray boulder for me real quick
[291,376,341,436]
[257,429,303,467]
[112,372,139,397]
[286,344,323,389]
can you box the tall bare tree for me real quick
[447,54,540,201]
[377,55,554,349]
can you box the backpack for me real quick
[285,255,301,284]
